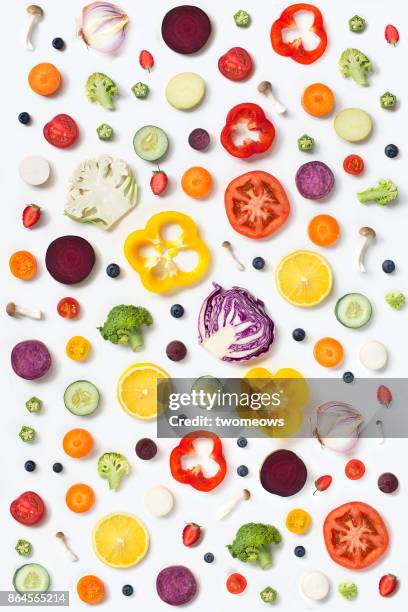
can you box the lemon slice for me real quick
[92,513,149,568]
[117,362,170,419]
[275,250,333,307]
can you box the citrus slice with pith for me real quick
[92,512,149,568]
[275,250,333,307]
[117,362,170,419]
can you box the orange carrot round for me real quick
[308,214,340,247]
[302,83,334,117]
[314,337,344,368]
[28,63,61,96]
[66,483,95,513]
[181,166,213,199]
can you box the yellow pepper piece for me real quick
[66,336,91,361]
[124,211,210,293]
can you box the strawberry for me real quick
[379,574,398,597]
[385,25,399,46]
[182,523,201,547]
[377,384,392,408]
[150,170,168,196]
[313,475,332,494]
[139,49,154,72]
[22,204,41,228]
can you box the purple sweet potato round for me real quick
[156,566,197,606]
[188,128,210,151]
[295,161,335,200]
[260,449,307,497]
[11,340,51,380]
[162,5,211,54]
[45,235,95,285]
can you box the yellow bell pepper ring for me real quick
[124,211,211,294]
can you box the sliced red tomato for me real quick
[225,171,291,239]
[218,47,253,81]
[43,114,79,149]
[323,501,389,570]
[345,459,366,480]
[220,103,275,159]
[226,573,247,594]
[10,491,46,526]
[57,297,80,319]
[343,154,364,175]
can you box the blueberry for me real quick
[122,584,134,597]
[170,304,184,318]
[294,545,306,558]
[237,465,249,477]
[52,462,63,473]
[106,263,120,278]
[252,257,265,270]
[342,371,354,384]
[204,552,214,563]
[384,144,399,158]
[52,37,65,50]
[382,259,395,274]
[166,340,187,361]
[24,460,36,472]
[18,112,30,125]
[292,328,306,342]
[237,437,248,448]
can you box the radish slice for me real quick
[301,571,330,601]
[144,485,174,517]
[359,341,388,371]
[19,156,50,186]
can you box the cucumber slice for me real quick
[64,380,100,415]
[333,108,372,142]
[191,375,223,409]
[13,563,50,593]
[335,293,372,328]
[165,72,206,110]
[133,125,169,162]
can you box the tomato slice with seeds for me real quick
[345,459,366,480]
[218,47,253,81]
[323,501,389,570]
[57,297,80,319]
[226,573,247,594]
[343,154,364,175]
[10,491,46,526]
[225,171,291,239]
[43,114,79,149]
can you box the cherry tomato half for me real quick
[57,297,80,319]
[218,47,253,82]
[226,573,247,594]
[43,114,79,149]
[10,491,46,526]
[345,459,366,480]
[343,154,364,176]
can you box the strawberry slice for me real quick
[22,204,41,228]
[379,574,398,597]
[182,523,201,546]
[150,170,168,196]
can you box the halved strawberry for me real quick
[139,49,154,71]
[22,204,41,228]
[182,523,201,546]
[150,170,168,196]
[385,25,399,46]
[379,574,398,597]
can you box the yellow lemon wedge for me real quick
[117,362,170,419]
[275,250,333,307]
[92,513,149,568]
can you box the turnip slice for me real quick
[334,108,373,142]
[156,566,197,605]
[165,72,206,110]
[260,449,307,497]
[19,156,50,186]
[161,5,211,54]
[301,571,330,601]
[11,340,51,380]
[359,340,388,371]
[295,161,335,200]
[45,236,95,285]
[144,485,174,517]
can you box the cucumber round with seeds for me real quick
[133,125,169,162]
[64,380,100,415]
[335,293,372,328]
[13,563,50,593]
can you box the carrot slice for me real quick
[28,63,61,96]
[302,83,334,117]
[308,214,340,247]
[66,483,95,513]
[63,429,94,458]
[181,166,213,199]
[314,337,344,368]
[77,575,105,605]
[9,250,37,280]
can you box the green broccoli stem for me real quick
[351,66,368,86]
[96,83,115,110]
[257,546,273,570]
[358,188,384,203]
[108,469,122,490]
[128,329,143,351]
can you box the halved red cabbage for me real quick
[198,283,274,362]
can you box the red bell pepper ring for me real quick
[220,103,275,159]
[271,4,327,65]
[170,431,227,492]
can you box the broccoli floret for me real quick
[260,587,277,603]
[298,134,314,152]
[15,539,32,557]
[86,72,118,111]
[19,425,36,443]
[234,10,251,27]
[98,452,130,490]
[132,82,149,98]
[98,305,153,351]
[339,48,372,85]
[25,396,42,413]
[338,581,358,600]
[380,91,397,109]
[357,179,398,205]
[227,523,282,570]
[385,291,405,310]
[348,15,366,33]
[97,123,113,141]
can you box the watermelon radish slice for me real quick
[11,340,51,380]
[260,449,307,497]
[161,5,211,54]
[45,236,95,285]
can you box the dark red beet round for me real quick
[188,128,210,151]
[45,235,95,284]
[166,340,187,361]
[135,438,158,460]
[161,5,211,54]
[156,566,197,605]
[11,340,51,380]
[260,449,307,497]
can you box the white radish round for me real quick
[144,485,174,517]
[19,156,50,186]
[359,341,388,371]
[300,571,330,601]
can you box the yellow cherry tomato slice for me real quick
[286,508,312,534]
[66,336,91,361]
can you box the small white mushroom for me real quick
[357,226,376,272]
[222,241,245,271]
[257,81,287,115]
[6,302,42,320]
[55,532,78,561]
[216,489,250,520]
[376,419,385,445]
[24,5,44,51]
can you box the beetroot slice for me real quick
[162,5,211,54]
[188,128,210,151]
[295,161,335,200]
[260,449,307,497]
[45,235,95,285]
[11,340,51,380]
[156,566,197,605]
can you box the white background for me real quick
[2,0,407,610]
